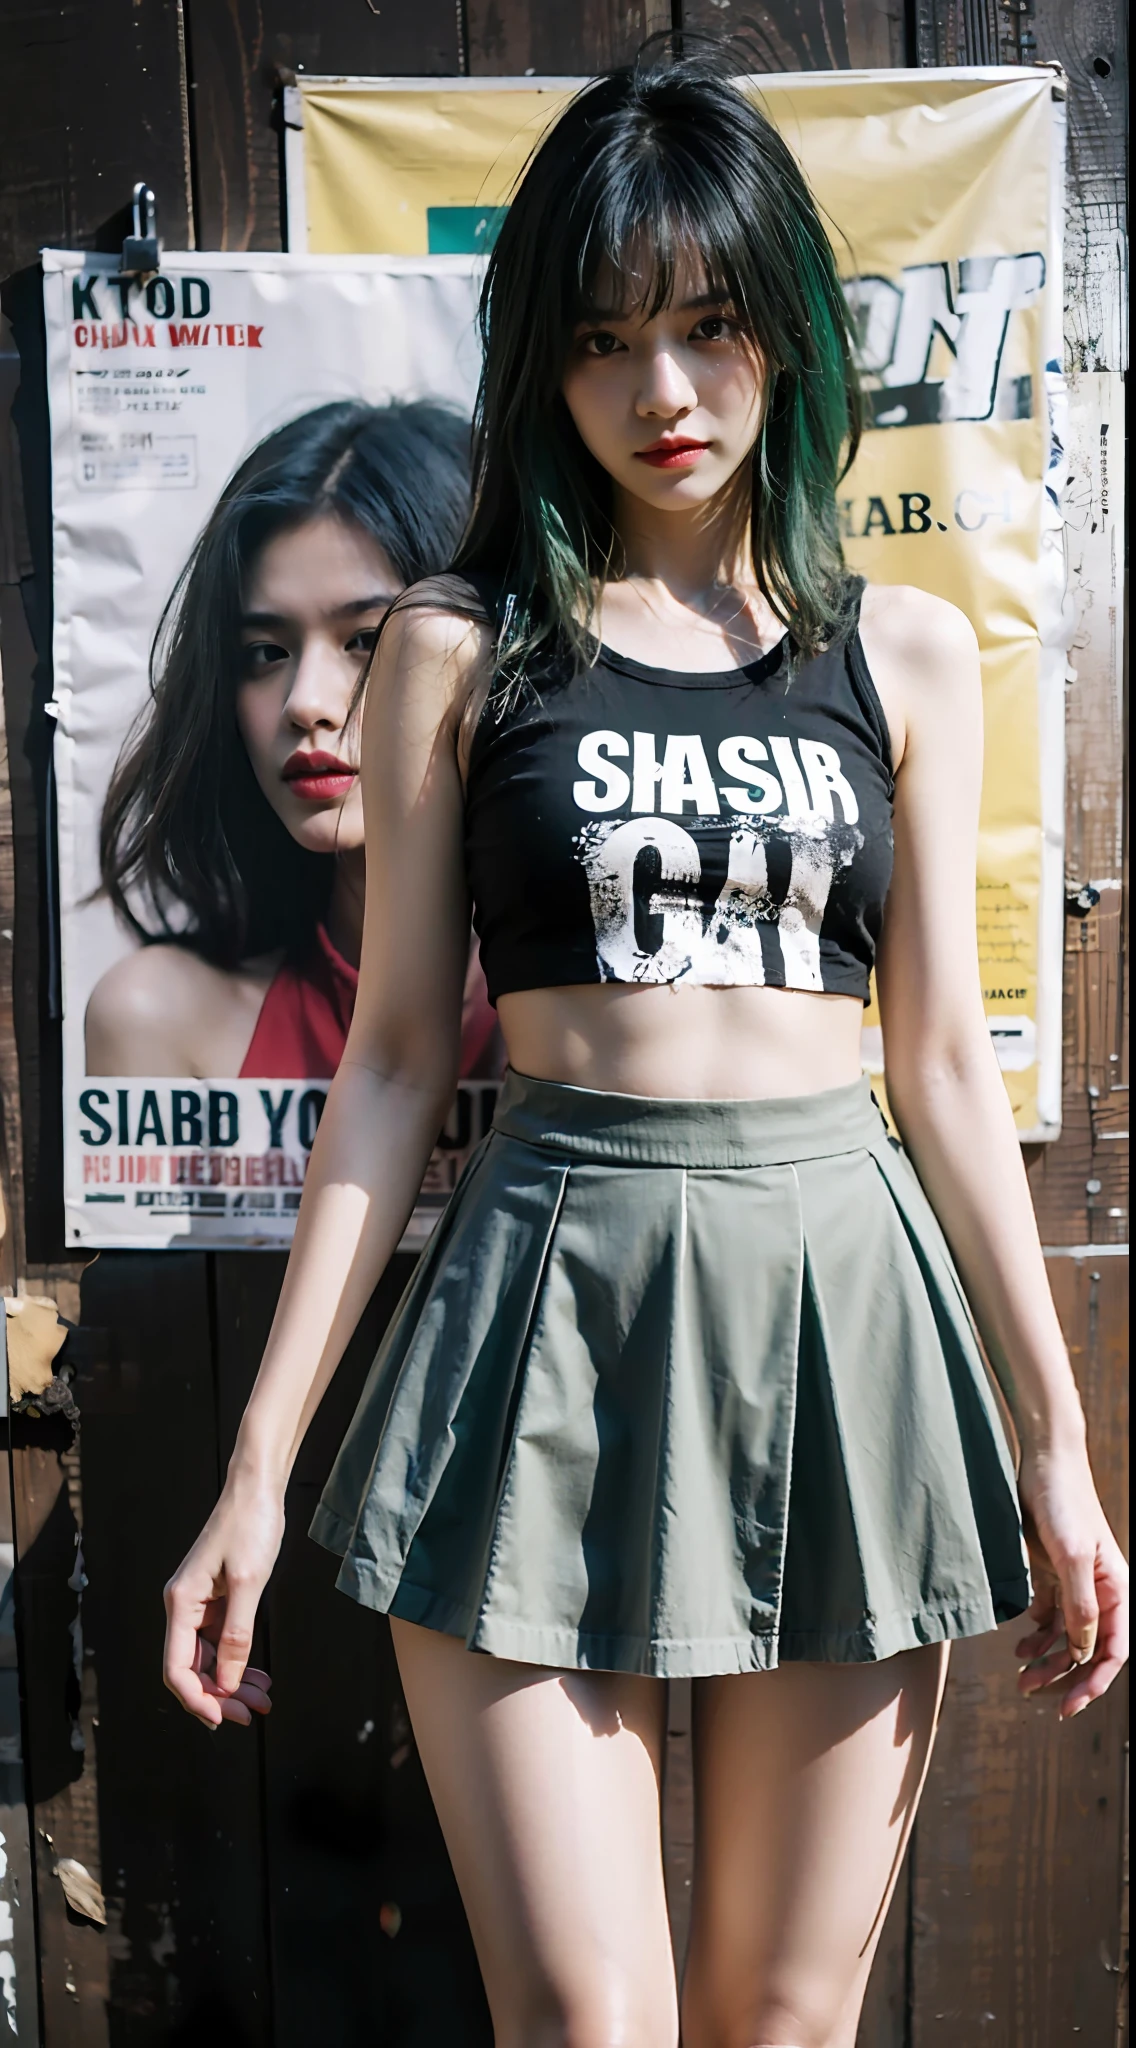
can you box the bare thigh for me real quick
[391,1618,678,2048]
[682,1644,949,2048]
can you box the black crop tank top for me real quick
[464,597,895,1006]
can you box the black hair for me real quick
[448,41,861,675]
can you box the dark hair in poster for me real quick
[100,399,471,967]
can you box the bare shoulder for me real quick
[84,944,264,1074]
[375,584,495,732]
[858,583,981,766]
[87,944,228,1027]
[860,581,978,663]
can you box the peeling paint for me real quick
[53,1857,106,1926]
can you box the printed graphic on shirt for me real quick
[572,728,865,991]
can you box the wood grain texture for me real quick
[910,0,1000,64]
[910,1256,1128,2044]
[1,1439,41,2045]
[0,0,193,280]
[1027,883,1128,1245]
[184,0,462,251]
[466,0,671,73]
[210,1252,492,2047]
[912,0,1130,2009]
[1022,0,1128,1255]
[1034,0,1127,374]
[75,1252,272,2045]
[677,0,905,69]
[7,1420,109,2048]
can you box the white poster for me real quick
[45,249,497,1248]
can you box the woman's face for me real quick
[235,514,400,856]
[561,248,765,516]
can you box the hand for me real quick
[1015,1441,1129,1718]
[163,1477,285,1730]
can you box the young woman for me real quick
[87,399,499,1080]
[163,53,1128,2047]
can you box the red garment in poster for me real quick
[239,923,499,1079]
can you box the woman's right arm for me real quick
[163,604,487,1728]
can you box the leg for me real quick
[391,1617,679,2048]
[682,1644,949,2048]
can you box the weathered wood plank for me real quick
[184,0,463,252]
[911,1255,1129,2044]
[677,0,905,69]
[0,1436,41,2044]
[0,1,193,278]
[7,1417,109,2048]
[211,1251,492,2046]
[466,0,671,74]
[910,0,1000,64]
[910,0,1128,2033]
[1027,880,1128,1245]
[1034,0,1127,376]
[1023,23,1127,1243]
[74,1252,272,2043]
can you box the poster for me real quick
[46,250,495,1248]
[284,66,1068,1138]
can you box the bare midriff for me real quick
[496,982,866,1102]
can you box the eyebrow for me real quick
[239,594,397,628]
[578,289,733,323]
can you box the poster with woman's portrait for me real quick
[45,250,499,1247]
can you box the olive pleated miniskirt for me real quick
[310,1070,1031,1677]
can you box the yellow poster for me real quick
[286,68,1066,1137]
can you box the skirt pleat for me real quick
[311,1073,1030,1676]
[314,1135,570,1627]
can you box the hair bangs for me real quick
[571,145,748,332]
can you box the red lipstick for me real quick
[282,749,357,802]
[634,436,711,469]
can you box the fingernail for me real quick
[1069,1698,1089,1717]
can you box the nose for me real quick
[635,345,697,420]
[282,634,354,737]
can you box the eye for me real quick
[239,639,289,676]
[345,627,379,657]
[578,330,625,358]
[691,314,738,344]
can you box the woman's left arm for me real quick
[865,584,1128,1718]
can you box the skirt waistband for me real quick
[491,1068,888,1170]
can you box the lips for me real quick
[282,749,358,802]
[634,438,711,469]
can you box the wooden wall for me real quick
[0,1,1127,2041]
